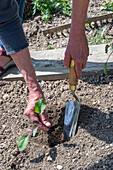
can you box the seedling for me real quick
[18,99,46,151]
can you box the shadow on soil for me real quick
[79,104,113,144]
[47,104,113,147]
[30,104,113,164]
[30,153,45,164]
[81,73,113,85]
[85,153,113,170]
[30,147,57,163]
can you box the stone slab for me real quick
[0,44,113,81]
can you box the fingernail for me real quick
[45,122,51,127]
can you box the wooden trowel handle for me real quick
[69,59,78,91]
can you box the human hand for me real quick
[24,92,52,132]
[64,33,89,79]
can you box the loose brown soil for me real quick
[22,0,113,51]
[0,1,113,169]
[0,74,113,170]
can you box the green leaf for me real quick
[18,134,29,151]
[33,126,39,137]
[105,44,110,53]
[104,62,108,76]
[47,45,52,50]
[34,99,46,115]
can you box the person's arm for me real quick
[0,0,52,131]
[64,0,90,79]
[11,48,52,132]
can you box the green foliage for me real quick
[32,0,72,22]
[18,134,29,151]
[104,62,108,76]
[88,27,112,45]
[34,99,46,115]
[104,43,113,76]
[105,44,110,53]
[18,99,47,151]
[102,1,113,12]
[47,45,52,50]
[101,1,113,76]
[33,126,39,137]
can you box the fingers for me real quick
[34,122,49,132]
[64,49,71,69]
[25,109,49,132]
[64,48,89,79]
[74,61,82,79]
[64,34,89,79]
[39,110,53,127]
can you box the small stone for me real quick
[47,155,53,162]
[93,101,97,105]
[110,143,113,147]
[106,125,111,128]
[72,158,76,162]
[106,145,110,149]
[68,153,71,156]
[43,145,46,149]
[3,94,9,100]
[2,125,6,128]
[109,82,113,86]
[106,115,110,119]
[98,100,100,104]
[41,80,45,86]
[52,40,57,44]
[57,165,63,170]
[20,163,24,167]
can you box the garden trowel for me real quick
[63,59,80,139]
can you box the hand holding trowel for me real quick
[63,59,80,139]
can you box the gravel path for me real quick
[0,74,113,169]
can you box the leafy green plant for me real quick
[102,1,113,12]
[101,1,113,75]
[32,0,72,22]
[88,27,112,45]
[104,43,113,76]
[18,99,46,151]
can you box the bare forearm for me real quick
[64,0,89,79]
[11,48,43,97]
[71,0,90,34]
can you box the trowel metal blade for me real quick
[63,100,80,139]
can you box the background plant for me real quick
[101,1,113,75]
[102,0,113,12]
[104,43,113,76]
[87,27,112,45]
[32,0,72,22]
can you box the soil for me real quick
[0,1,113,170]
[22,0,113,51]
[0,74,113,170]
